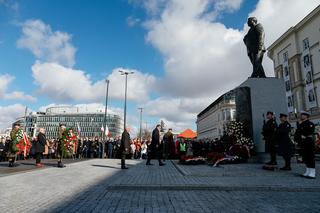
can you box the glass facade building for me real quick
[22,106,123,139]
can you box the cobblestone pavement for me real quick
[0,159,320,213]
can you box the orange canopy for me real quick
[177,129,197,139]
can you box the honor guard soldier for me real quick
[7,122,21,167]
[262,111,278,165]
[57,123,66,168]
[276,113,293,170]
[295,111,316,179]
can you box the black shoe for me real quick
[266,161,277,166]
[121,167,129,169]
[8,162,13,167]
[146,163,153,166]
[159,163,165,166]
[280,167,291,171]
[57,162,65,168]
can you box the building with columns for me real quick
[267,5,320,124]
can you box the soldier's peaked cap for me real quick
[279,113,288,118]
[300,111,310,116]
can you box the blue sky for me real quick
[1,0,319,134]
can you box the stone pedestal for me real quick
[235,77,287,153]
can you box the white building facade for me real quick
[17,106,123,139]
[197,90,236,139]
[267,5,320,124]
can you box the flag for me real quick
[104,124,109,137]
[77,122,81,135]
[23,132,30,158]
[101,124,109,137]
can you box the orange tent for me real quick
[177,129,197,139]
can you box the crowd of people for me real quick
[1,110,319,178]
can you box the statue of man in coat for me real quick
[243,17,267,78]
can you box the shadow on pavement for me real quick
[48,160,151,212]
[91,164,121,170]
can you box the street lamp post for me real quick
[119,70,134,130]
[138,107,143,142]
[103,79,110,139]
[103,79,110,158]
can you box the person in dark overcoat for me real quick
[262,111,278,165]
[146,124,165,166]
[163,128,174,161]
[276,113,293,170]
[120,128,131,169]
[35,128,46,167]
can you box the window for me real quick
[303,38,309,50]
[283,51,288,62]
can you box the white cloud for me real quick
[0,104,26,131]
[127,16,141,27]
[4,91,36,101]
[137,0,320,127]
[145,0,248,99]
[214,0,243,12]
[17,19,76,67]
[32,61,156,102]
[0,0,19,13]
[0,74,36,101]
[144,97,211,123]
[0,74,14,97]
[249,0,320,47]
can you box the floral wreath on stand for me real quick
[61,128,78,158]
[12,129,30,158]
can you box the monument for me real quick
[235,17,287,153]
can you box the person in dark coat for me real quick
[276,114,293,170]
[295,111,316,179]
[262,111,278,165]
[146,124,165,166]
[120,128,130,169]
[35,128,46,167]
[163,128,174,161]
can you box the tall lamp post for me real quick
[103,79,110,158]
[103,79,110,139]
[119,70,134,130]
[138,107,143,142]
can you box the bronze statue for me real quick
[243,17,266,78]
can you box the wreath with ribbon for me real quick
[61,128,78,158]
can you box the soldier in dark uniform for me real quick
[262,111,278,165]
[276,113,293,170]
[243,17,266,78]
[163,128,174,161]
[57,123,66,168]
[146,124,165,166]
[295,111,316,178]
[7,123,21,167]
[120,128,130,169]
